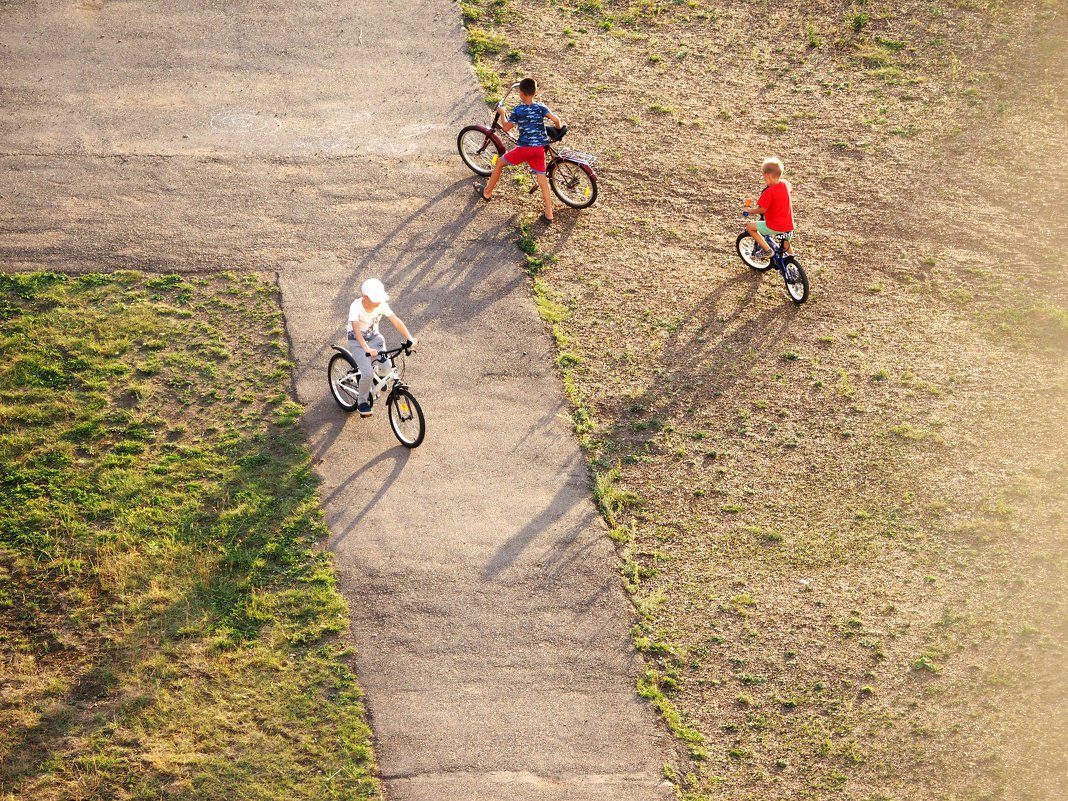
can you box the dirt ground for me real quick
[467,0,1068,798]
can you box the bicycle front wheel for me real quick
[548,159,597,208]
[457,126,504,176]
[783,256,809,305]
[388,388,425,448]
[736,232,773,272]
[328,353,361,411]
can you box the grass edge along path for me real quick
[0,271,380,801]
[461,3,703,785]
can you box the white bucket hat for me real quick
[361,278,389,304]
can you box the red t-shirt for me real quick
[759,180,794,232]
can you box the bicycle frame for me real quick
[760,236,794,278]
[329,343,413,406]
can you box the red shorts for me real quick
[503,145,547,174]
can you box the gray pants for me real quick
[348,332,386,404]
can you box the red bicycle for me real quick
[456,83,599,209]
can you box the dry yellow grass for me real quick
[463,1,1068,798]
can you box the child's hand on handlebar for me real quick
[366,348,379,358]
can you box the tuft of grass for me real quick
[466,27,509,58]
[518,217,538,255]
[474,61,502,102]
[594,467,643,527]
[854,43,893,67]
[806,22,822,48]
[912,653,944,674]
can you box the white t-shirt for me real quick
[348,299,393,338]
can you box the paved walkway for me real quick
[1,1,673,798]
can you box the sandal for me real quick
[540,214,553,225]
[474,182,492,202]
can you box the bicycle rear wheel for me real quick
[783,256,809,305]
[548,159,597,208]
[388,388,425,448]
[736,232,773,272]
[328,353,361,411]
[457,126,504,176]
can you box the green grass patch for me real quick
[466,27,509,58]
[0,272,378,800]
[594,467,643,527]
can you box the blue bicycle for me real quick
[736,219,809,305]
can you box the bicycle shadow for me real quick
[338,176,520,327]
[324,446,411,550]
[480,467,599,582]
[291,173,540,388]
[614,269,801,426]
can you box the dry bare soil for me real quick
[464,1,1068,799]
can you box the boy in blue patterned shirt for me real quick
[479,77,562,223]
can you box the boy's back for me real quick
[759,179,794,233]
[509,102,551,147]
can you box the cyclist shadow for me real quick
[320,175,521,335]
[481,472,599,582]
[324,446,411,550]
[328,172,587,332]
[624,270,800,416]
[302,391,352,463]
[297,172,589,389]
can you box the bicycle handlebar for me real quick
[368,341,416,361]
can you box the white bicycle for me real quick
[327,341,425,448]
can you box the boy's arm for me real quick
[351,323,377,357]
[387,314,418,346]
[495,106,516,132]
[546,110,562,127]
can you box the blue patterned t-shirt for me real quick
[509,102,552,147]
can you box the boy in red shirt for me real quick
[745,157,794,258]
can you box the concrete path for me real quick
[1,2,674,799]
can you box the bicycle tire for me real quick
[457,125,504,177]
[736,232,774,272]
[328,352,361,412]
[388,388,425,448]
[548,159,597,209]
[783,256,809,305]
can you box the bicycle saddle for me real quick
[545,124,568,142]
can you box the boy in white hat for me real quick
[348,278,418,417]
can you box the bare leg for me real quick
[746,221,773,252]
[535,173,553,220]
[482,157,507,198]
